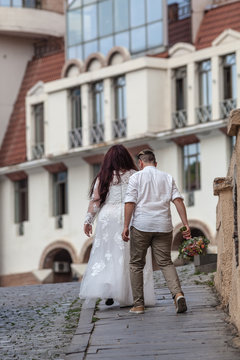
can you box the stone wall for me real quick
[214,109,240,332]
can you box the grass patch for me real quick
[92,316,100,323]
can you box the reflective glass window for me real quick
[100,36,114,55]
[68,0,82,9]
[130,0,145,27]
[99,0,113,37]
[115,31,129,49]
[0,0,11,6]
[12,0,22,7]
[83,4,97,41]
[131,27,146,53]
[67,9,82,46]
[147,21,163,48]
[84,40,98,58]
[147,0,162,22]
[114,0,129,32]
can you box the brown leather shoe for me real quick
[129,305,144,314]
[175,293,187,313]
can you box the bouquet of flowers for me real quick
[178,226,210,259]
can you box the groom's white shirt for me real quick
[125,166,183,232]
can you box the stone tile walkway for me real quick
[65,265,240,360]
[0,282,81,360]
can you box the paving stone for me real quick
[0,282,82,360]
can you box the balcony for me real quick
[0,4,64,38]
[90,123,104,144]
[220,98,236,119]
[172,110,187,128]
[32,143,44,159]
[196,105,212,123]
[113,118,127,139]
[69,127,82,148]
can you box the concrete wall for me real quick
[0,35,33,146]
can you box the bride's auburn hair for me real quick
[90,144,138,206]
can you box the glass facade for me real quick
[67,0,164,60]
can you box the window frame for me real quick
[183,142,201,193]
[14,178,29,224]
[53,171,68,217]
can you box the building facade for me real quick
[0,0,239,286]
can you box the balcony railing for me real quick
[0,0,41,8]
[172,110,187,128]
[91,123,104,144]
[32,142,44,159]
[113,118,127,139]
[220,98,236,119]
[178,2,191,20]
[196,105,212,123]
[69,127,82,148]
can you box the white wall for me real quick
[47,90,69,156]
[0,35,33,146]
[0,159,92,275]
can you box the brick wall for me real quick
[41,0,65,14]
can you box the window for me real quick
[183,143,200,192]
[221,53,237,118]
[113,76,127,138]
[168,0,190,21]
[67,0,164,60]
[14,178,28,224]
[196,60,212,123]
[91,81,104,144]
[69,87,82,148]
[0,0,41,7]
[32,103,44,159]
[172,67,187,128]
[53,172,68,216]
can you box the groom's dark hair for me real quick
[137,149,156,163]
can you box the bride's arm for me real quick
[84,178,101,236]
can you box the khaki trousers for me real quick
[130,226,182,307]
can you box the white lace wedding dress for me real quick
[79,170,155,306]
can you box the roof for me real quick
[0,51,65,168]
[195,1,240,50]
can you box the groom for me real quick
[122,149,191,314]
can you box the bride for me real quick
[79,144,155,307]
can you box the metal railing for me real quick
[32,143,44,159]
[178,2,191,20]
[90,123,104,144]
[0,0,41,8]
[220,98,236,119]
[196,105,212,123]
[172,110,187,128]
[69,127,82,148]
[113,118,127,138]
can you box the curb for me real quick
[64,301,96,360]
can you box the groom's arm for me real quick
[122,202,135,242]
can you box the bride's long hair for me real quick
[90,144,138,206]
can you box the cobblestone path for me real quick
[0,282,81,360]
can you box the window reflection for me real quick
[99,0,113,37]
[131,27,146,53]
[130,0,145,27]
[67,9,82,46]
[83,4,97,41]
[148,22,163,48]
[84,40,98,58]
[114,0,129,32]
[100,36,114,55]
[147,0,162,22]
[115,31,129,49]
